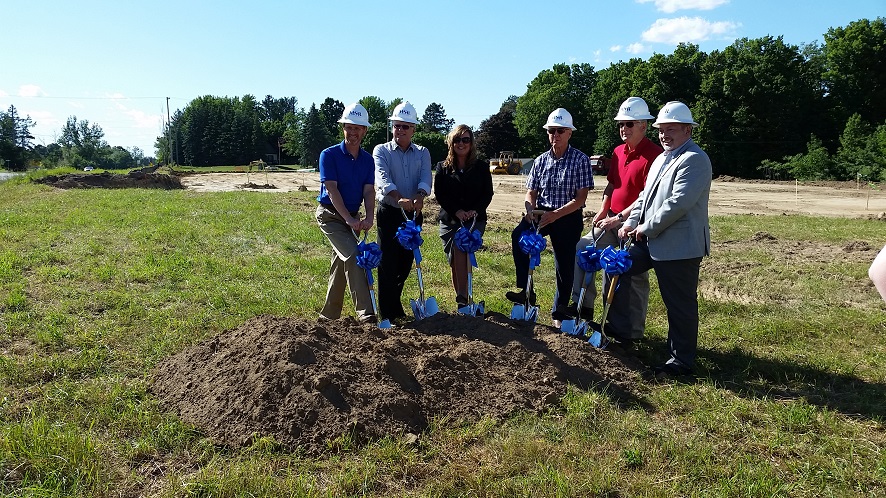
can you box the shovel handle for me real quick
[605,274,621,305]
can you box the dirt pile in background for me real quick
[35,172,184,190]
[150,313,647,455]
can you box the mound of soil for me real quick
[150,313,647,455]
[35,171,184,190]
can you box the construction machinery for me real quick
[590,155,611,175]
[489,151,524,175]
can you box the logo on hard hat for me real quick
[623,106,631,112]
[554,115,563,121]
[350,110,363,117]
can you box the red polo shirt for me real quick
[607,137,662,213]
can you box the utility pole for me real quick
[166,97,172,166]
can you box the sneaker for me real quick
[505,289,536,305]
[358,315,378,325]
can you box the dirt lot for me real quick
[178,171,886,220]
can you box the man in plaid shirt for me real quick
[506,108,594,324]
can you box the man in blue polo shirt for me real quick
[506,108,594,325]
[316,103,377,323]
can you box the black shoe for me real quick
[456,295,469,307]
[562,302,594,320]
[505,289,536,305]
[552,304,573,321]
[652,362,694,379]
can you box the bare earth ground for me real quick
[177,171,886,220]
[35,171,886,454]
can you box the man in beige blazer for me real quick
[616,101,712,378]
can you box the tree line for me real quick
[1,18,882,181]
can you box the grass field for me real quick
[1,178,885,497]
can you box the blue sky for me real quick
[2,0,882,156]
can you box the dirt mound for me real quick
[150,313,647,455]
[35,172,184,190]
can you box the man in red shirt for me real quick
[566,97,662,345]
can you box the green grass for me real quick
[1,180,885,496]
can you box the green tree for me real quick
[476,100,521,160]
[695,36,824,178]
[299,104,332,167]
[836,114,881,180]
[412,131,447,164]
[758,135,834,180]
[0,105,35,171]
[175,95,265,166]
[823,18,886,127]
[58,116,108,169]
[419,102,454,134]
[359,96,388,124]
[319,97,345,141]
[515,63,597,155]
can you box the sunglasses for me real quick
[452,136,472,144]
[547,128,568,135]
[618,121,637,128]
[393,124,413,130]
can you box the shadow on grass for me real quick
[631,338,886,420]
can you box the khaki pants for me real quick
[571,225,650,338]
[315,204,373,320]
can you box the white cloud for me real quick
[610,45,623,52]
[112,100,163,129]
[636,0,729,13]
[0,89,8,97]
[642,16,740,44]
[626,43,646,54]
[18,84,46,97]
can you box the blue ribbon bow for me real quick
[518,230,546,270]
[577,245,604,273]
[454,226,483,267]
[355,239,382,284]
[600,245,632,276]
[396,219,424,263]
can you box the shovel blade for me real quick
[525,304,539,322]
[378,319,392,329]
[560,319,576,334]
[424,296,439,316]
[510,304,525,320]
[410,299,422,320]
[574,321,588,337]
[458,301,485,317]
[587,330,609,349]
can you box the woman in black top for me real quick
[434,124,494,306]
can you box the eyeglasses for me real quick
[393,124,413,130]
[547,128,567,135]
[452,136,472,144]
[618,121,637,128]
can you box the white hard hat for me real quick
[614,97,655,121]
[542,108,577,130]
[337,103,371,127]
[389,101,419,124]
[653,101,698,128]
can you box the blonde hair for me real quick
[443,124,478,172]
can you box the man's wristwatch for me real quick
[616,213,624,221]
[417,189,428,198]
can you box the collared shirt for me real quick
[608,137,662,214]
[317,141,375,213]
[373,140,433,207]
[526,145,594,210]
